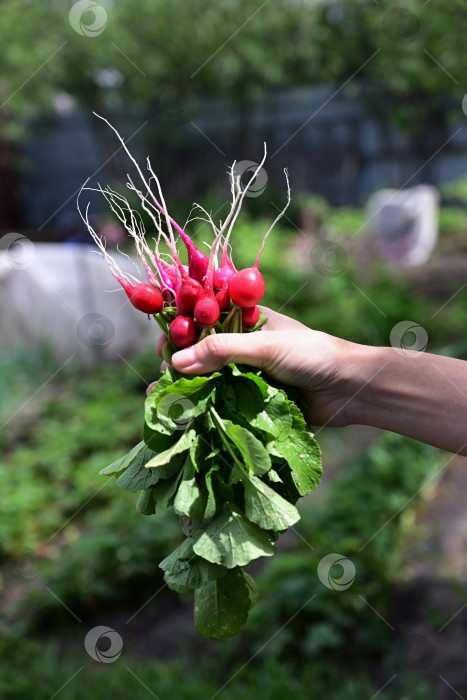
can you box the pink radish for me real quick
[213,242,236,289]
[146,379,158,395]
[229,268,265,308]
[241,305,260,328]
[193,229,224,327]
[160,243,203,315]
[162,262,180,285]
[178,231,209,285]
[148,189,209,285]
[213,263,236,289]
[169,316,198,348]
[215,280,230,311]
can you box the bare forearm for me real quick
[346,346,467,456]
[168,306,467,455]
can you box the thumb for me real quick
[172,332,272,375]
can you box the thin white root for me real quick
[77,181,135,284]
[222,143,268,245]
[255,168,291,267]
[189,202,219,238]
[85,119,287,287]
[93,112,180,260]
[146,158,177,249]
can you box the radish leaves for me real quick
[99,363,322,638]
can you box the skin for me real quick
[156,306,467,457]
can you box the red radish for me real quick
[143,176,209,285]
[128,283,164,314]
[213,241,236,289]
[194,295,220,326]
[82,120,293,346]
[149,191,209,285]
[169,316,198,348]
[194,229,224,327]
[227,165,291,309]
[179,276,203,315]
[178,231,209,285]
[215,280,230,311]
[87,247,164,315]
[161,244,203,315]
[229,268,265,308]
[241,305,260,328]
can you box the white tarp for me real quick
[0,241,159,364]
[366,185,439,267]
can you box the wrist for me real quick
[340,343,391,426]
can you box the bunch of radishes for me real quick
[78,115,290,351]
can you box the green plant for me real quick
[243,432,446,659]
[100,363,322,638]
[326,206,367,237]
[438,207,467,237]
[440,177,467,205]
[0,636,433,700]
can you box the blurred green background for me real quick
[2,1,467,698]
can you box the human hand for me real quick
[156,307,365,427]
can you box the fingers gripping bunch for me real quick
[81,115,322,639]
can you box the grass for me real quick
[0,638,432,700]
